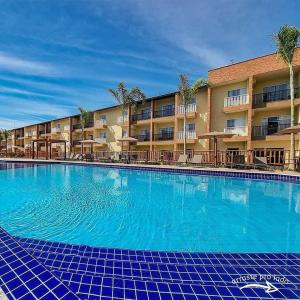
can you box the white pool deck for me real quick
[1,157,300,178]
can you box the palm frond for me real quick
[274,24,300,65]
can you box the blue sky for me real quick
[0,0,299,129]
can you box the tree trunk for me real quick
[289,64,295,171]
[81,127,84,155]
[5,139,8,157]
[183,107,187,156]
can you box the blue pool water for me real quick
[0,162,299,253]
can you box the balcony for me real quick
[95,138,106,144]
[134,134,150,142]
[51,127,61,133]
[131,112,151,123]
[25,131,37,138]
[153,132,174,141]
[63,125,70,131]
[224,126,248,136]
[72,140,81,146]
[253,87,300,108]
[176,103,197,118]
[95,120,107,128]
[153,108,175,119]
[252,123,290,139]
[73,122,94,130]
[176,131,197,140]
[117,115,129,124]
[223,94,249,113]
[177,103,196,113]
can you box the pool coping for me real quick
[1,157,300,183]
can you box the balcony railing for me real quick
[73,122,94,130]
[176,131,197,140]
[153,108,175,118]
[72,140,81,146]
[134,134,150,142]
[177,103,197,114]
[224,94,249,107]
[95,138,106,144]
[153,132,174,141]
[252,122,291,138]
[253,87,300,107]
[95,120,107,127]
[131,111,151,122]
[117,115,129,123]
[224,126,248,136]
[51,127,61,133]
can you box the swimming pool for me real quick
[0,162,299,253]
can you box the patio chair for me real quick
[84,153,94,162]
[110,153,121,163]
[190,154,203,166]
[230,155,250,169]
[175,154,188,165]
[252,156,272,171]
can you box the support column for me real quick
[174,93,180,151]
[207,87,212,150]
[150,100,154,151]
[247,76,254,163]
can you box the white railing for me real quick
[176,131,197,140]
[63,125,70,131]
[224,126,248,136]
[224,94,249,107]
[51,127,61,133]
[95,120,107,127]
[117,115,128,123]
[95,138,107,144]
[25,143,31,148]
[25,131,36,137]
[177,103,197,114]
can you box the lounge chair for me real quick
[175,154,188,165]
[57,152,75,161]
[190,154,203,166]
[84,153,94,162]
[252,157,271,171]
[230,155,250,169]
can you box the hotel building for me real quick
[3,48,300,158]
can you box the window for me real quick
[159,127,174,134]
[226,118,245,128]
[99,132,106,139]
[122,130,128,138]
[263,83,288,94]
[227,88,246,97]
[141,108,151,119]
[161,104,174,111]
[141,129,150,136]
[263,83,289,101]
[190,97,196,104]
[185,123,195,131]
[100,115,106,121]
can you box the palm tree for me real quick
[108,82,146,138]
[1,129,12,157]
[78,107,92,154]
[178,75,208,155]
[0,129,3,154]
[275,25,300,170]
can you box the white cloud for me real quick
[0,52,60,76]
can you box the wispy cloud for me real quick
[0,52,60,76]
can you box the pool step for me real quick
[16,237,300,268]
[0,228,79,300]
[25,248,300,290]
[52,269,300,300]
